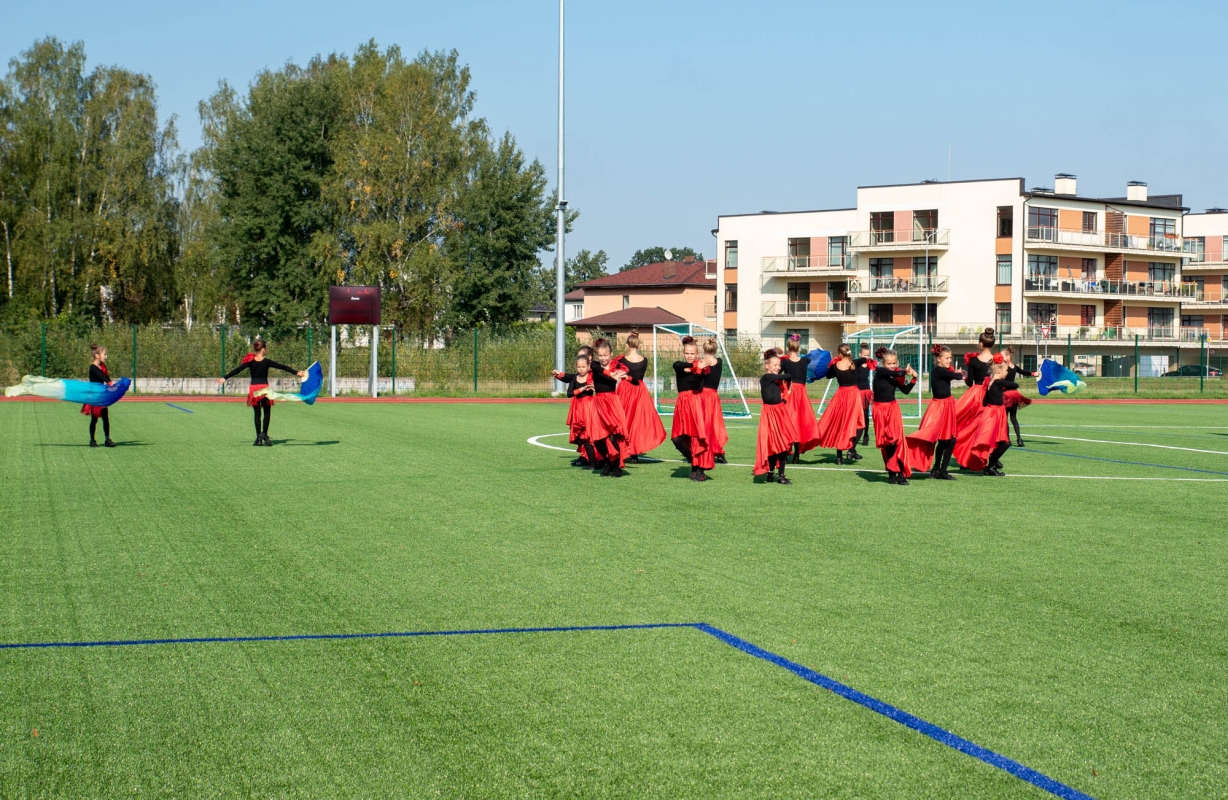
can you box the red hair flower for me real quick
[241,352,256,364]
[865,359,878,371]
[963,352,975,365]
[992,353,1005,364]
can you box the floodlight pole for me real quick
[553,0,567,392]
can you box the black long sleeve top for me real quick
[982,379,1020,407]
[557,372,593,398]
[872,366,916,403]
[854,357,873,390]
[89,364,110,383]
[760,373,792,405]
[621,358,648,385]
[779,355,809,383]
[929,366,964,400]
[590,361,620,394]
[672,361,704,394]
[702,358,724,390]
[1006,365,1037,382]
[224,358,299,384]
[964,354,993,387]
[826,361,860,386]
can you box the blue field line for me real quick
[0,620,1095,800]
[1013,446,1228,476]
[165,403,194,414]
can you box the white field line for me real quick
[524,433,1228,482]
[1022,434,1228,456]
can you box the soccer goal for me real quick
[650,323,752,419]
[814,325,926,419]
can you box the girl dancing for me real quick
[611,333,666,462]
[217,340,307,446]
[870,348,918,485]
[556,353,600,468]
[967,357,1017,476]
[814,344,866,464]
[698,338,730,465]
[84,344,116,448]
[854,341,874,447]
[952,327,997,468]
[588,338,631,477]
[755,349,800,485]
[906,344,964,480]
[779,334,819,462]
[670,336,714,482]
[1002,347,1038,447]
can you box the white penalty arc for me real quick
[525,433,1228,482]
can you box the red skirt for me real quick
[965,405,1009,472]
[872,401,913,477]
[859,388,874,409]
[905,396,957,471]
[247,384,272,407]
[81,404,107,418]
[699,388,729,455]
[594,392,629,466]
[617,379,667,455]
[755,402,799,475]
[1004,389,1032,410]
[814,385,866,450]
[784,383,821,453]
[565,394,598,445]
[670,392,713,470]
[952,384,987,467]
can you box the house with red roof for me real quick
[566,257,716,339]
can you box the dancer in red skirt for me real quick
[554,353,600,467]
[611,332,666,462]
[217,340,306,446]
[814,343,866,464]
[1002,346,1038,447]
[698,338,730,464]
[670,336,714,482]
[570,344,595,466]
[854,342,874,447]
[588,338,631,477]
[779,334,819,462]
[870,347,918,485]
[952,327,997,468]
[906,344,965,480]
[967,360,1018,476]
[83,344,116,448]
[755,349,801,484]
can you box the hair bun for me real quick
[875,346,888,359]
[762,348,779,360]
[983,327,995,335]
[788,333,800,341]
[930,343,945,356]
[681,335,695,345]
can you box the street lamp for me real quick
[553,0,566,392]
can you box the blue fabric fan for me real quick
[5,375,131,405]
[806,349,832,382]
[1038,359,1087,396]
[252,361,324,405]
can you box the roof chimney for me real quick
[682,255,695,263]
[1127,181,1148,202]
[662,262,676,279]
[1054,173,1077,196]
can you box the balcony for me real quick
[1023,276,1196,302]
[918,323,1208,346]
[1025,226,1184,257]
[1178,256,1228,273]
[761,299,856,321]
[703,302,717,320]
[849,275,949,298]
[848,228,950,251]
[1176,291,1228,311]
[760,254,854,280]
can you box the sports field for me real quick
[1,398,1225,799]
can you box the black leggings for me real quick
[989,440,1010,467]
[768,452,788,472]
[89,409,111,441]
[932,438,956,472]
[1009,407,1022,441]
[253,399,271,436]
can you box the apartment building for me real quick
[1178,209,1228,339]
[716,175,1205,360]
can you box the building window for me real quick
[1182,315,1204,330]
[869,258,893,279]
[1148,307,1174,335]
[1150,217,1176,238]
[1080,305,1096,326]
[567,303,583,321]
[995,303,1011,332]
[869,304,894,324]
[828,236,848,268]
[997,206,1013,238]
[724,329,738,347]
[785,329,809,350]
[1028,206,1058,239]
[870,211,895,244]
[787,282,808,313]
[1027,303,1058,325]
[1184,236,1205,263]
[1082,211,1097,233]
[912,303,937,328]
[996,255,1012,285]
[1148,262,1175,284]
[912,256,938,277]
[724,286,738,313]
[913,209,938,241]
[787,237,810,269]
[1027,254,1059,277]
[1081,258,1096,279]
[724,240,738,270]
[1224,236,1228,259]
[622,295,630,310]
[1222,276,1228,297]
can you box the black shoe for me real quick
[90,440,99,448]
[593,461,607,474]
[693,469,710,482]
[261,435,273,446]
[860,435,869,447]
[600,461,613,477]
[763,472,776,483]
[848,449,863,461]
[791,453,800,465]
[777,474,793,485]
[254,437,263,446]
[897,476,909,486]
[835,455,845,465]
[982,468,996,477]
[936,470,957,480]
[606,466,625,478]
[1016,439,1025,448]
[991,464,1006,476]
[627,455,641,464]
[714,454,727,465]
[104,439,116,448]
[887,472,899,484]
[571,458,589,468]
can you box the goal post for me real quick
[814,325,926,419]
[650,323,752,419]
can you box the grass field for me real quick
[2,398,1226,799]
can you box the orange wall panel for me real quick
[1058,209,1082,231]
[1057,304,1081,325]
[584,286,710,322]
[723,311,737,330]
[1208,237,1224,263]
[811,237,827,263]
[723,269,738,285]
[893,303,912,320]
[1124,260,1149,280]
[995,237,1013,255]
[995,285,1013,303]
[894,258,912,278]
[1126,215,1150,236]
[1057,256,1084,277]
[1125,306,1149,327]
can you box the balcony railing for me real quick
[1025,226,1184,254]
[849,229,950,248]
[761,254,853,274]
[850,275,949,294]
[910,323,1207,344]
[761,299,854,319]
[1023,276,1197,298]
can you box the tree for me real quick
[622,246,702,272]
[533,248,607,307]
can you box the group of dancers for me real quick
[552,327,1038,484]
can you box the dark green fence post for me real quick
[1134,333,1139,394]
[40,322,47,377]
[391,326,397,395]
[307,326,313,365]
[473,328,479,394]
[1066,333,1072,368]
[1201,333,1206,393]
[220,326,226,395]
[132,324,138,394]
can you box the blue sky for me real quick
[4,0,1227,270]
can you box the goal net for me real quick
[650,323,752,419]
[814,325,926,419]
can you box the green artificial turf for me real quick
[1,399,1226,799]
